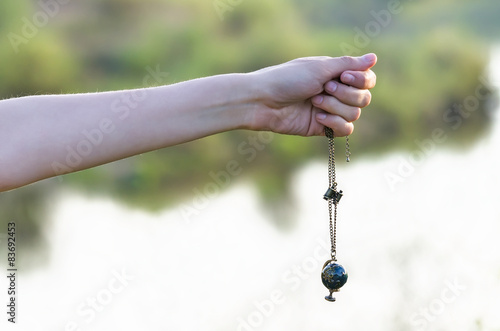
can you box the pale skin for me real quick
[0,53,377,192]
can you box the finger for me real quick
[325,53,377,79]
[324,80,372,108]
[340,69,377,89]
[314,112,354,137]
[312,94,361,123]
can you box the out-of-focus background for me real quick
[1,0,500,330]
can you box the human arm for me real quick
[0,53,376,191]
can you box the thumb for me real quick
[326,53,377,78]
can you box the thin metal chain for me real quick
[325,127,336,188]
[345,136,351,162]
[324,129,350,261]
[325,127,337,261]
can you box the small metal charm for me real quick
[321,260,348,302]
[323,187,343,204]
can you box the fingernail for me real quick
[326,81,337,93]
[312,95,323,104]
[316,113,327,120]
[342,73,354,84]
[362,53,376,63]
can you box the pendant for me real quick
[321,260,348,302]
[322,128,350,302]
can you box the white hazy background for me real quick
[2,48,500,331]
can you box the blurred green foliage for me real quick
[1,0,499,244]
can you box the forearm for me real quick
[0,73,259,191]
[0,54,377,192]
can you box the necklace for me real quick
[321,127,349,302]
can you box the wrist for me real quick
[209,71,270,132]
[241,71,275,132]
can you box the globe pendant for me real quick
[321,260,348,302]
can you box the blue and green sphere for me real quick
[321,262,348,301]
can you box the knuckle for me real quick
[340,122,354,136]
[357,74,368,86]
[350,107,362,122]
[347,124,355,136]
[367,71,377,88]
[360,91,372,107]
[338,56,354,65]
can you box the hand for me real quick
[250,53,377,137]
